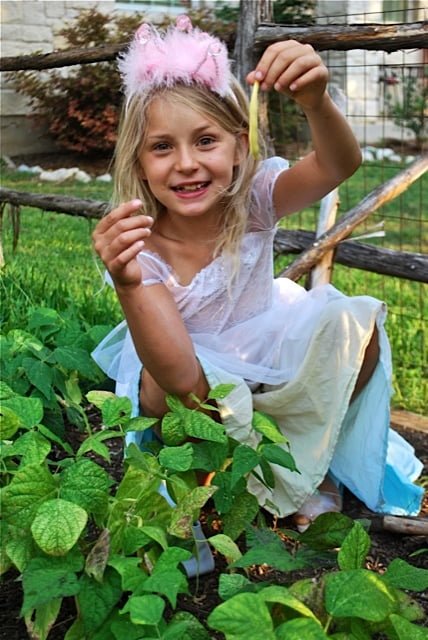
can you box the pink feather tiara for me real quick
[118,15,232,100]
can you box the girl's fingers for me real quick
[273,55,326,93]
[97,226,150,265]
[250,41,325,93]
[287,65,328,94]
[95,200,153,234]
[110,241,145,271]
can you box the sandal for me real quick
[293,486,343,533]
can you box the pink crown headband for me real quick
[118,15,232,100]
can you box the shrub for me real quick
[9,8,235,156]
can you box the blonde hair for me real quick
[112,78,264,277]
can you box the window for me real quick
[115,0,193,12]
[383,0,420,22]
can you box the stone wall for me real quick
[0,0,114,156]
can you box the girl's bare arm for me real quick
[247,41,362,217]
[92,201,209,416]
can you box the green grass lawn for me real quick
[1,162,426,412]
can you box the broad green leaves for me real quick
[31,499,88,556]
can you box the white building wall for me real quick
[0,0,114,155]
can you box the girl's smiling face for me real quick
[138,96,245,222]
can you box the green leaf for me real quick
[121,594,165,626]
[159,443,194,472]
[24,598,62,640]
[256,457,274,489]
[9,431,51,466]
[124,415,159,433]
[388,613,428,640]
[141,525,169,551]
[121,527,152,556]
[0,405,21,439]
[222,491,260,541]
[102,396,132,427]
[5,525,37,573]
[231,445,260,486]
[108,555,148,593]
[77,568,123,634]
[382,558,428,592]
[275,617,328,640]
[208,534,242,564]
[64,373,82,405]
[22,357,54,400]
[60,458,111,516]
[325,569,396,621]
[143,566,188,608]
[299,512,355,549]
[37,424,73,454]
[2,395,44,429]
[338,521,371,570]
[2,462,57,528]
[166,394,188,415]
[169,486,217,538]
[208,593,276,640]
[21,556,81,616]
[252,411,287,444]
[259,584,317,619]
[0,381,16,400]
[86,390,117,408]
[185,411,227,443]
[161,412,187,446]
[190,440,229,471]
[76,432,112,461]
[231,541,309,572]
[54,346,98,379]
[259,443,298,472]
[168,611,211,640]
[207,384,235,400]
[218,573,253,601]
[31,498,88,556]
[212,472,247,515]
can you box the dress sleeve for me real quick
[136,251,172,286]
[104,250,172,289]
[248,156,289,231]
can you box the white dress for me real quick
[92,157,423,518]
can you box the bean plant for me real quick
[0,306,426,639]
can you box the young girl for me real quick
[92,16,423,534]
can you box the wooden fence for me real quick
[0,1,427,285]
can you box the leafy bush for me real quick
[0,306,112,436]
[1,381,427,638]
[10,10,142,155]
[384,73,428,146]
[9,8,236,156]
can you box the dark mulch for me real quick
[1,422,426,639]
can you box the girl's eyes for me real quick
[198,136,216,146]
[152,142,171,152]
[151,135,216,152]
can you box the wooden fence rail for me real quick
[0,21,426,72]
[1,156,426,283]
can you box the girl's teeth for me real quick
[177,183,205,192]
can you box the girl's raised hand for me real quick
[92,199,153,289]
[246,40,329,111]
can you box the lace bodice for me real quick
[136,157,288,334]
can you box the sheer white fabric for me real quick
[92,156,423,517]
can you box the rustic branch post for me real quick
[233,0,274,154]
[309,85,347,288]
[281,155,428,281]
